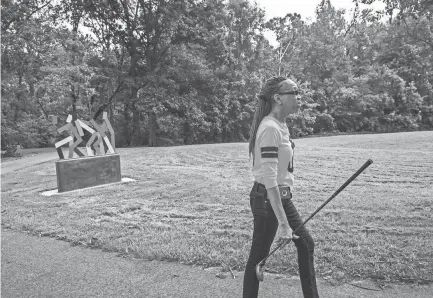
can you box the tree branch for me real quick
[402,16,433,50]
[92,81,125,120]
[2,0,52,32]
[35,97,49,119]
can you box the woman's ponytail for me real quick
[248,76,287,158]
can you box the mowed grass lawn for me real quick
[1,131,432,284]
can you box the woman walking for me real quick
[243,77,319,298]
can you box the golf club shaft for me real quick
[257,159,373,268]
[258,241,287,265]
[293,159,373,234]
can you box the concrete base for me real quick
[55,154,121,192]
[41,178,135,196]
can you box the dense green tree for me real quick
[2,0,432,149]
[2,1,60,147]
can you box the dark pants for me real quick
[243,184,319,298]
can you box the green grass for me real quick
[1,131,432,284]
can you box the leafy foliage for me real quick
[1,0,432,148]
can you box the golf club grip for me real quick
[294,159,373,233]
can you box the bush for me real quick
[287,113,315,138]
[420,105,433,127]
[377,115,419,132]
[333,113,363,132]
[359,117,380,132]
[1,114,55,148]
[313,113,335,133]
[2,144,23,157]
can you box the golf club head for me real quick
[255,262,264,282]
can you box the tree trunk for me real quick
[148,111,157,147]
[128,84,140,145]
[183,120,191,144]
[123,102,131,146]
[71,95,78,121]
[71,16,80,122]
[30,81,48,119]
[109,103,116,147]
[131,103,140,146]
[15,75,23,122]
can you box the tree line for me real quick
[2,0,432,149]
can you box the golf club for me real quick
[255,240,290,282]
[255,159,373,282]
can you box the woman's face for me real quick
[275,79,300,115]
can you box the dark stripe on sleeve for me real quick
[261,152,278,158]
[260,146,278,153]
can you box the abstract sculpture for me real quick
[51,112,116,159]
[51,112,121,192]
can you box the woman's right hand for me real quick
[264,187,300,245]
[276,223,299,245]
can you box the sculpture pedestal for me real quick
[55,154,121,192]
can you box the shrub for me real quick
[377,115,419,132]
[313,113,335,133]
[360,117,380,132]
[333,113,363,132]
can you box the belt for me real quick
[253,182,267,192]
[252,182,292,200]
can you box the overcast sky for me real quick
[250,0,385,45]
[77,1,385,47]
[252,0,385,21]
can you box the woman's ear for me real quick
[273,93,281,104]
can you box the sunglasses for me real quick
[278,90,299,96]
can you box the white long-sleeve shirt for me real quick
[252,115,295,189]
